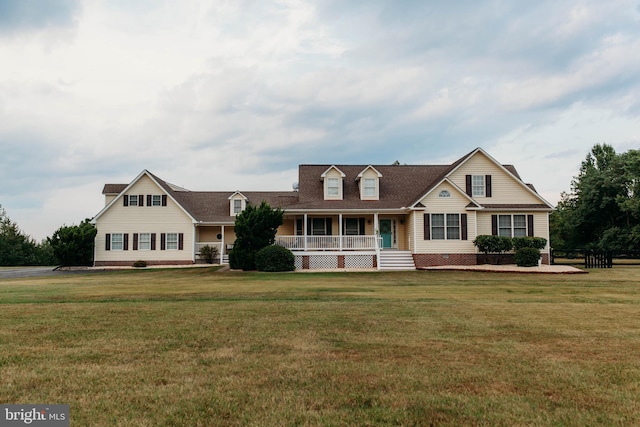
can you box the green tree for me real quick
[0,205,41,266]
[48,219,98,266]
[230,202,284,271]
[552,144,640,251]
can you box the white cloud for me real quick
[1,0,640,240]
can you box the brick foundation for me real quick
[94,260,194,267]
[413,253,477,268]
[338,255,345,269]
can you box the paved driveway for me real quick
[0,267,94,279]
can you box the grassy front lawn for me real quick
[1,268,639,426]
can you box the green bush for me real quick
[133,260,147,268]
[199,245,218,264]
[512,236,547,250]
[514,247,541,267]
[255,245,295,272]
[229,246,256,270]
[473,235,513,254]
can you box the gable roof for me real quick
[94,170,299,224]
[94,148,552,221]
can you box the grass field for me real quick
[1,267,639,426]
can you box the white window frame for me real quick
[233,199,243,215]
[438,190,451,198]
[363,178,376,197]
[431,213,461,240]
[311,218,330,236]
[344,218,364,236]
[499,214,527,238]
[152,195,162,206]
[166,233,178,250]
[472,175,485,197]
[111,233,124,251]
[128,195,138,206]
[139,233,151,250]
[327,178,339,197]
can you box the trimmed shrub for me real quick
[512,236,547,250]
[514,247,541,267]
[473,235,513,264]
[133,260,147,268]
[255,245,295,272]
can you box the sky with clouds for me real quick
[1,0,639,241]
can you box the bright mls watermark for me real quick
[1,405,69,426]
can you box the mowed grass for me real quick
[1,268,639,426]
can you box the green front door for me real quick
[380,219,392,248]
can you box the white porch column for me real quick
[339,214,343,250]
[303,214,308,251]
[374,213,379,236]
[221,225,225,263]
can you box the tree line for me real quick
[551,144,640,251]
[0,205,96,267]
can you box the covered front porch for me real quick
[194,224,234,263]
[275,213,408,252]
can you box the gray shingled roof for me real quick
[101,151,548,222]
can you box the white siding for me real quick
[94,175,194,263]
[412,182,477,254]
[449,151,543,204]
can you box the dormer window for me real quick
[364,179,376,197]
[327,178,339,196]
[321,166,345,200]
[229,192,248,216]
[233,199,242,214]
[357,165,382,201]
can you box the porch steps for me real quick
[379,251,415,270]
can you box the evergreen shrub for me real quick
[255,245,295,272]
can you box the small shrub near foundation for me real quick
[133,260,147,268]
[255,245,295,272]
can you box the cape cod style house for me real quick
[91,148,554,270]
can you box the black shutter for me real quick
[465,175,472,196]
[123,234,129,251]
[105,234,111,251]
[359,218,365,235]
[147,195,152,206]
[123,196,129,207]
[139,195,144,206]
[461,214,468,240]
[178,233,184,250]
[161,195,167,206]
[133,233,138,251]
[296,219,303,236]
[491,215,498,235]
[527,215,534,237]
[424,214,430,240]
[307,218,312,235]
[485,175,492,198]
[151,233,156,250]
[160,233,166,250]
[326,218,332,235]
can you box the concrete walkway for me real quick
[421,264,586,274]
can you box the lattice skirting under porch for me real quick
[294,253,376,270]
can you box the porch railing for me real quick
[274,235,381,251]
[195,242,223,256]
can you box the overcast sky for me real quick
[1,0,639,241]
